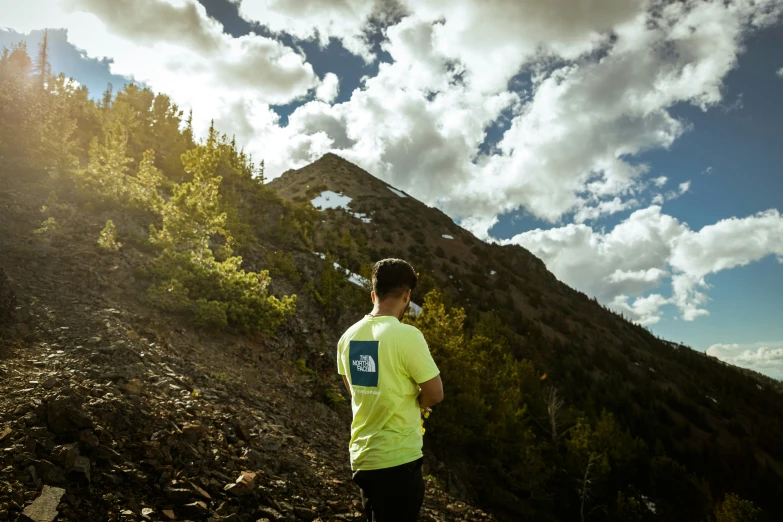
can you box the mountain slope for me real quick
[270,153,783,520]
[0,170,494,522]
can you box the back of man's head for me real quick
[372,258,417,300]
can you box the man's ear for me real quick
[371,290,377,304]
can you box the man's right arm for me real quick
[418,374,444,408]
[404,329,444,408]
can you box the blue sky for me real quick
[2,0,782,378]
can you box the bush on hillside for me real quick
[145,132,295,333]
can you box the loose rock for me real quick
[46,396,93,435]
[180,500,209,519]
[20,485,65,522]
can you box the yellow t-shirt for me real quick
[337,315,440,471]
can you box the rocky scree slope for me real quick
[0,180,494,521]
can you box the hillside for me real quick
[0,158,493,522]
[2,39,782,522]
[270,153,783,520]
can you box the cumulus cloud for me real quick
[707,342,783,380]
[460,215,500,242]
[610,293,670,325]
[777,66,783,77]
[505,207,783,323]
[405,0,646,94]
[316,72,340,103]
[443,0,780,223]
[63,0,224,53]
[230,0,390,62]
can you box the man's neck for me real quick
[370,305,403,319]
[370,309,396,317]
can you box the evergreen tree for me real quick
[33,29,50,91]
[152,128,226,259]
[130,150,164,213]
[147,131,295,333]
[81,104,135,201]
[715,494,762,522]
[7,41,32,78]
[98,220,121,251]
[101,83,113,111]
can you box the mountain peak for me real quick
[270,154,411,204]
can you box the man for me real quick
[337,258,444,522]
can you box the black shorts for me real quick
[352,458,425,522]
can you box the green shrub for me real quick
[266,250,301,282]
[295,358,316,376]
[715,493,762,522]
[324,383,347,409]
[98,220,121,251]
[34,216,59,239]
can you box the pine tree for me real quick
[152,129,226,259]
[33,29,50,91]
[7,42,32,78]
[81,103,135,201]
[146,132,295,333]
[130,150,164,213]
[0,48,10,81]
[715,494,762,522]
[37,74,79,178]
[101,83,113,111]
[98,220,121,251]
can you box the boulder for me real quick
[46,396,93,435]
[34,460,65,485]
[20,485,65,522]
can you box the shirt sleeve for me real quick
[337,335,347,376]
[404,329,440,384]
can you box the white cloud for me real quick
[707,342,783,380]
[405,0,646,94]
[460,215,500,242]
[610,293,669,325]
[443,0,782,223]
[506,207,783,323]
[777,66,783,78]
[316,72,340,103]
[573,197,639,224]
[230,0,390,62]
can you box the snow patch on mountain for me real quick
[311,190,371,223]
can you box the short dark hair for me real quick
[372,258,417,300]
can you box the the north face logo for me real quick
[352,354,376,373]
[349,340,379,387]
